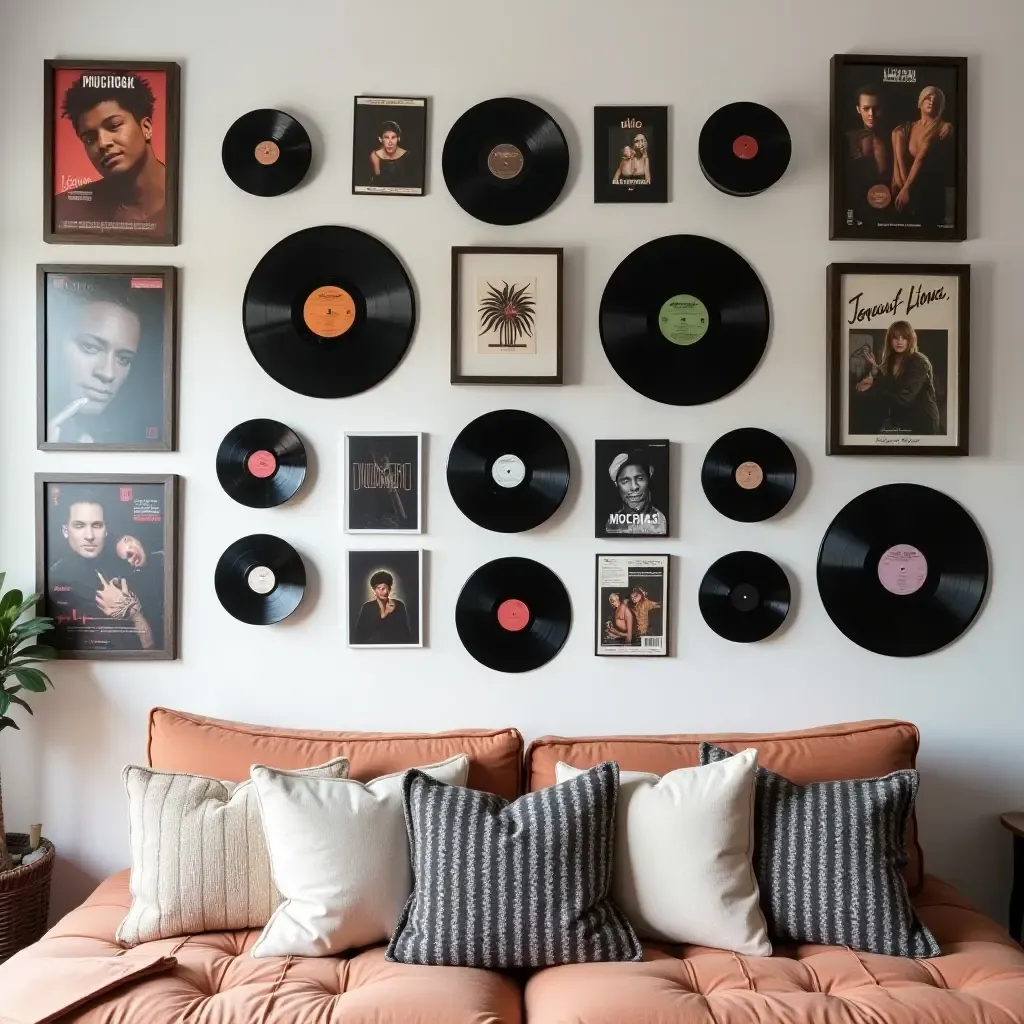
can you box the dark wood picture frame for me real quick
[829,54,967,241]
[350,95,429,197]
[451,246,563,386]
[43,59,181,245]
[826,262,970,456]
[36,264,177,451]
[594,553,670,657]
[35,473,180,660]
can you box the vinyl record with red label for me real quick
[698,102,791,197]
[216,418,306,508]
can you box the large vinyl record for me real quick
[817,484,988,657]
[442,97,569,225]
[222,109,312,197]
[599,234,769,405]
[216,418,306,508]
[698,102,791,197]
[243,225,415,398]
[702,427,797,522]
[699,551,791,642]
[215,534,306,625]
[456,557,571,672]
[447,410,569,532]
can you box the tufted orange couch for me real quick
[1,708,1022,1024]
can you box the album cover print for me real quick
[595,554,669,657]
[593,106,668,203]
[594,440,670,537]
[347,549,422,648]
[351,96,427,196]
[343,432,422,533]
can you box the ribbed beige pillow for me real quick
[117,756,349,946]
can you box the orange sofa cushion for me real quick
[526,719,924,892]
[147,707,523,799]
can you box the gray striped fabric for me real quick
[699,743,940,958]
[386,761,642,967]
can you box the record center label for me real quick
[303,286,356,338]
[867,183,892,209]
[254,140,281,165]
[735,461,764,490]
[496,598,530,632]
[247,565,276,595]
[492,453,526,488]
[247,449,278,479]
[487,144,524,180]
[732,135,759,160]
[659,294,710,346]
[729,582,761,612]
[878,544,928,596]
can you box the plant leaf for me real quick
[10,645,57,664]
[0,572,6,593]
[12,668,49,693]
[12,619,54,641]
[7,694,33,715]
[0,717,20,731]
[0,589,24,621]
[0,691,9,716]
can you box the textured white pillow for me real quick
[251,754,470,958]
[117,756,349,946]
[556,749,770,955]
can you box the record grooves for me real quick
[222,109,312,197]
[217,419,306,508]
[215,534,306,625]
[698,102,791,196]
[699,551,791,643]
[702,427,797,522]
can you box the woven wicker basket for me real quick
[0,833,55,962]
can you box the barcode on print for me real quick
[641,636,662,648]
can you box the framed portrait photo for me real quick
[347,549,423,648]
[344,432,422,534]
[35,473,179,660]
[595,554,669,657]
[451,246,563,385]
[827,263,970,456]
[43,60,181,245]
[593,106,668,203]
[352,96,427,196]
[37,265,176,451]
[829,54,967,241]
[595,440,670,538]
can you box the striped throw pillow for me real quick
[386,761,642,967]
[699,742,940,957]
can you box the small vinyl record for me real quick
[216,419,307,508]
[698,102,791,197]
[599,234,769,406]
[817,484,988,657]
[699,551,791,643]
[215,534,306,625]
[456,556,571,672]
[447,410,570,533]
[243,225,415,398]
[442,97,569,225]
[702,427,797,522]
[222,109,312,197]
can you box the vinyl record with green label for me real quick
[599,234,769,405]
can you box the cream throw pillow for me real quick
[251,754,470,958]
[556,749,771,955]
[117,756,349,946]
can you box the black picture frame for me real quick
[593,106,668,203]
[36,264,177,451]
[351,96,428,196]
[35,473,180,660]
[826,262,970,456]
[594,554,670,657]
[594,440,670,538]
[451,246,563,386]
[344,432,423,534]
[829,54,967,241]
[43,59,181,245]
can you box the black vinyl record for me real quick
[599,234,769,406]
[699,551,791,643]
[702,428,797,522]
[216,418,306,508]
[698,102,791,197]
[442,97,569,225]
[243,225,415,398]
[222,109,312,197]
[215,534,306,625]
[817,484,988,657]
[456,557,571,672]
[447,410,570,533]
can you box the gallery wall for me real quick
[2,0,1022,922]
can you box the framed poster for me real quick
[347,549,423,648]
[351,96,428,196]
[829,54,967,241]
[37,264,176,450]
[593,106,668,203]
[344,432,422,533]
[35,474,178,659]
[827,263,970,456]
[451,246,563,385]
[43,60,181,245]
[594,440,670,537]
[595,554,669,657]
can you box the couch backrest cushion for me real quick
[147,708,523,800]
[526,719,924,892]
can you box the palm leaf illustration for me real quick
[478,280,536,347]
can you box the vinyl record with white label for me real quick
[215,534,305,624]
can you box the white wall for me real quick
[2,0,1022,925]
